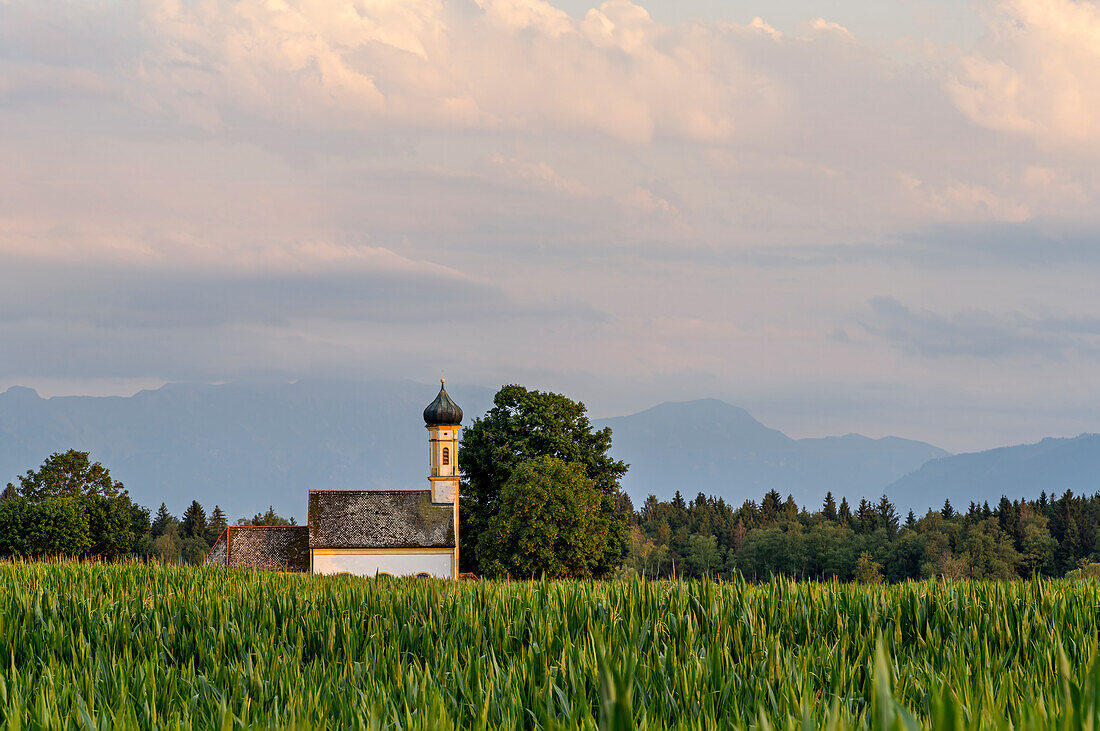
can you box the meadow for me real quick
[2,563,1100,729]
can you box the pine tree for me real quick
[782,495,799,522]
[180,501,207,540]
[876,495,899,536]
[905,509,916,528]
[838,497,852,525]
[942,498,955,520]
[822,491,838,522]
[206,505,227,543]
[151,503,177,539]
[855,498,877,534]
[760,490,782,525]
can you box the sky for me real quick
[3,0,1100,452]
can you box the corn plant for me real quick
[1,561,1099,729]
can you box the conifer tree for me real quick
[941,498,955,520]
[838,497,851,525]
[151,503,176,539]
[822,491,837,522]
[180,501,207,540]
[206,505,227,543]
[760,490,782,525]
[877,495,899,536]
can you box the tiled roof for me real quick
[203,526,310,572]
[309,490,455,549]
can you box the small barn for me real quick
[204,381,463,578]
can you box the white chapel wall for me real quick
[312,551,452,578]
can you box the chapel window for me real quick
[442,447,450,465]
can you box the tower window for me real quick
[442,447,450,465]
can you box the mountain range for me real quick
[0,380,1096,519]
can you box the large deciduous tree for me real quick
[476,456,611,579]
[10,449,122,501]
[460,385,629,576]
[0,451,149,559]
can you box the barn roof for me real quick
[203,525,310,572]
[308,489,455,549]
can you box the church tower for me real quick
[423,379,462,505]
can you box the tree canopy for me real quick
[460,385,629,576]
[8,449,123,501]
[477,456,611,579]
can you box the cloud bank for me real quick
[3,0,1100,450]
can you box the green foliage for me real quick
[84,493,150,560]
[0,499,91,557]
[5,563,1100,728]
[630,486,1100,582]
[855,551,884,584]
[237,506,297,526]
[1,452,148,560]
[181,500,207,540]
[11,449,123,501]
[478,456,610,579]
[206,505,228,544]
[150,503,176,539]
[459,385,629,576]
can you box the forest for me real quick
[623,488,1099,581]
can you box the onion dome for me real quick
[423,379,463,426]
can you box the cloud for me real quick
[950,0,1100,150]
[858,296,1100,359]
[102,0,786,145]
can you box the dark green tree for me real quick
[941,499,956,520]
[82,494,149,559]
[151,503,177,539]
[877,495,899,537]
[0,498,91,557]
[14,450,122,501]
[760,490,783,526]
[206,505,228,543]
[855,498,877,534]
[822,491,838,522]
[838,497,852,525]
[237,506,297,526]
[459,385,628,575]
[477,456,611,579]
[180,501,207,540]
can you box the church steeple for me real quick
[424,379,461,504]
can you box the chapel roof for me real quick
[423,380,463,426]
[203,525,310,572]
[308,489,455,549]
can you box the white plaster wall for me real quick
[312,552,452,578]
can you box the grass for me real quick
[1,561,1100,729]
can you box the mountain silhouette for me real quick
[9,383,1087,520]
[596,399,948,509]
[885,434,1100,513]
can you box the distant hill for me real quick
[18,383,1089,522]
[0,381,494,521]
[886,434,1100,513]
[596,399,949,509]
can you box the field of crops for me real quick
[2,563,1100,729]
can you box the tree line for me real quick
[622,487,1098,582]
[1,449,295,564]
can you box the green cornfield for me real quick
[2,563,1100,729]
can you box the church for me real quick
[204,382,463,578]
